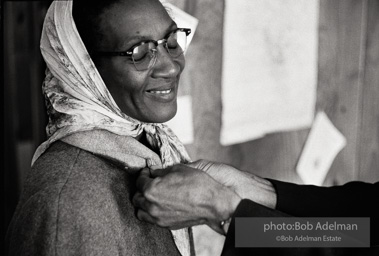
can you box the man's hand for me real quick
[188,160,277,209]
[132,165,241,234]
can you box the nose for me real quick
[151,44,184,78]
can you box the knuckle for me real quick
[136,210,143,220]
[147,204,159,217]
[143,183,158,201]
[143,190,152,201]
[156,219,167,227]
[151,177,162,186]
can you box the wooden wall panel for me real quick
[227,130,308,183]
[317,0,367,185]
[177,0,227,165]
[358,0,379,182]
[4,1,48,186]
[170,0,378,207]
[30,3,49,148]
[179,0,378,188]
[3,1,48,242]
[3,1,20,243]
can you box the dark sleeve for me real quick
[267,180,379,219]
[221,180,379,255]
[268,179,379,247]
[221,200,337,256]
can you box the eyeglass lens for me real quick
[132,30,188,71]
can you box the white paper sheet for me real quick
[221,0,319,146]
[296,112,347,186]
[165,95,194,144]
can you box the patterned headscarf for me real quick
[33,1,192,255]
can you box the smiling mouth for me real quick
[146,89,172,94]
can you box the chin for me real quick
[145,104,178,124]
[154,109,177,123]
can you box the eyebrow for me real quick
[120,21,178,51]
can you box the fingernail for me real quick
[146,159,156,168]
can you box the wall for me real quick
[3,1,51,242]
[168,0,379,184]
[167,0,378,254]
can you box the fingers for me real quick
[136,168,153,192]
[133,192,162,225]
[149,167,171,178]
[136,209,156,225]
[149,164,161,171]
[132,192,149,211]
[133,195,168,228]
[146,159,162,170]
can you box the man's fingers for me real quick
[146,159,162,170]
[136,209,156,224]
[132,192,149,211]
[150,167,170,178]
[149,164,161,171]
[136,168,153,192]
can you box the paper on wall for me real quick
[296,112,347,186]
[221,0,319,145]
[165,95,194,145]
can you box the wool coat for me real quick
[6,141,183,256]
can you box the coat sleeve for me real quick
[268,180,379,219]
[268,179,379,246]
[221,180,379,255]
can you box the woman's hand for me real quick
[132,165,241,234]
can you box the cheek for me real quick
[98,61,145,92]
[96,61,149,110]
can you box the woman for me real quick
[5,0,199,255]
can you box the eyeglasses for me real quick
[92,28,191,71]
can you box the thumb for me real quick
[146,159,162,170]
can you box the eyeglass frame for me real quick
[91,27,191,60]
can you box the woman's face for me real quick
[95,0,185,123]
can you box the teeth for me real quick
[149,89,171,94]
